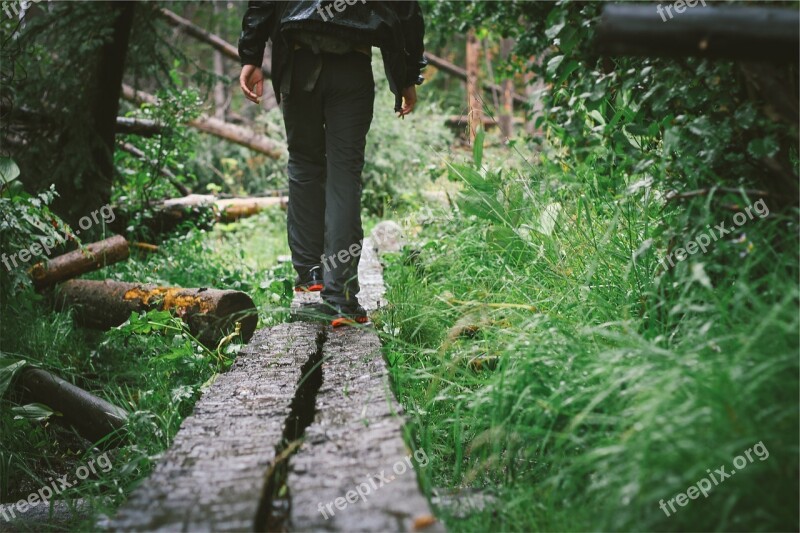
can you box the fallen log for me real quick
[0,499,90,528]
[121,84,284,158]
[29,235,130,291]
[596,4,799,63]
[116,116,163,137]
[17,368,128,443]
[159,193,288,222]
[130,241,159,254]
[54,279,258,346]
[217,196,288,221]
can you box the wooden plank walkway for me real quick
[105,237,439,532]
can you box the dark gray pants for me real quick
[281,49,374,306]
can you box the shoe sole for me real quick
[331,316,369,328]
[294,284,323,292]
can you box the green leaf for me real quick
[0,359,26,398]
[0,157,20,185]
[12,403,58,421]
[546,55,565,76]
[588,110,606,126]
[448,163,493,193]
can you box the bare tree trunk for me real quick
[466,29,483,143]
[499,38,515,139]
[526,57,546,137]
[53,2,135,227]
[212,0,228,119]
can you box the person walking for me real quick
[238,0,425,327]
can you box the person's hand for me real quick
[398,85,417,118]
[240,64,263,104]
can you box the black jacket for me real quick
[238,1,426,111]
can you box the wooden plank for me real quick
[106,323,324,532]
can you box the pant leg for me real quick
[319,52,375,305]
[281,50,326,278]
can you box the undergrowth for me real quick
[0,209,292,529]
[379,139,799,532]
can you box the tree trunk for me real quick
[29,235,130,290]
[53,2,136,227]
[17,368,128,444]
[466,29,483,143]
[499,38,515,139]
[54,279,258,347]
[212,0,228,119]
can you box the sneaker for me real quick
[294,266,323,292]
[290,301,369,327]
[319,301,369,328]
[298,302,369,328]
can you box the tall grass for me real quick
[380,142,799,532]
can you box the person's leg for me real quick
[320,52,375,306]
[281,49,326,280]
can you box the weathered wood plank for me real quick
[106,323,324,532]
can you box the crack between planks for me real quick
[253,325,327,532]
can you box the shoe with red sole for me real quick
[294,266,323,292]
[327,302,369,328]
[297,301,368,327]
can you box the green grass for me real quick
[379,146,799,532]
[0,208,292,529]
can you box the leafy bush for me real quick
[0,158,72,293]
